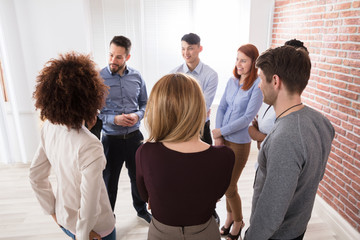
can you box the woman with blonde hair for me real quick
[212,44,263,240]
[136,73,234,240]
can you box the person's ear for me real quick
[126,54,131,61]
[273,74,281,89]
[199,45,203,52]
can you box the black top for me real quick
[136,142,235,226]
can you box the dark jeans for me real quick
[201,120,212,145]
[102,130,146,213]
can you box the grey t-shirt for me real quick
[245,106,335,240]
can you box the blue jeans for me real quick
[60,226,116,240]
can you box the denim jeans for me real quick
[60,226,116,240]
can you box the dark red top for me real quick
[136,142,234,226]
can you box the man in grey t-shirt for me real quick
[244,46,334,240]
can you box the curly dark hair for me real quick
[33,52,108,130]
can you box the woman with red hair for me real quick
[212,44,263,240]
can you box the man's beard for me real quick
[109,63,125,74]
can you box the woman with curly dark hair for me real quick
[29,52,115,240]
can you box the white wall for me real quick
[0,0,93,163]
[0,0,274,163]
[249,0,275,54]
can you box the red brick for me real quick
[325,20,334,28]
[347,132,360,144]
[344,18,360,25]
[340,144,352,155]
[342,43,360,51]
[339,35,348,41]
[317,83,330,92]
[340,196,359,215]
[318,63,332,70]
[348,194,357,205]
[341,10,360,18]
[310,41,323,48]
[349,52,360,60]
[350,68,360,77]
[315,96,329,106]
[339,89,358,100]
[322,49,337,57]
[330,101,339,108]
[354,1,360,8]
[323,42,341,49]
[334,169,352,185]
[344,169,360,186]
[353,102,360,111]
[338,51,347,58]
[343,161,360,178]
[338,208,358,229]
[344,59,360,68]
[331,79,348,89]
[339,26,357,34]
[334,181,349,197]
[332,96,351,107]
[339,105,357,117]
[334,2,352,10]
[332,139,341,149]
[354,125,360,136]
[324,12,339,19]
[333,198,345,211]
[349,35,360,42]
[334,148,353,162]
[327,57,342,65]
[348,84,360,93]
[338,135,357,149]
[333,125,347,136]
[326,114,341,126]
[333,66,350,74]
[327,72,335,78]
[323,106,331,113]
[345,208,360,226]
[334,74,353,83]
[323,181,340,197]
[334,19,343,26]
[330,87,339,94]
[319,77,330,84]
[341,121,354,131]
[309,13,322,20]
[326,27,338,34]
[354,77,360,85]
[349,116,360,127]
[318,70,326,77]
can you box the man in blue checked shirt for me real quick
[99,35,151,223]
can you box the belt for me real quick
[104,130,140,140]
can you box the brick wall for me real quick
[272,0,360,232]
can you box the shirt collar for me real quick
[183,61,203,75]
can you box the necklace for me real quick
[276,103,303,121]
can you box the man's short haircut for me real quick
[284,38,308,53]
[33,52,108,130]
[110,35,132,55]
[145,73,206,142]
[256,45,311,94]
[181,33,201,45]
